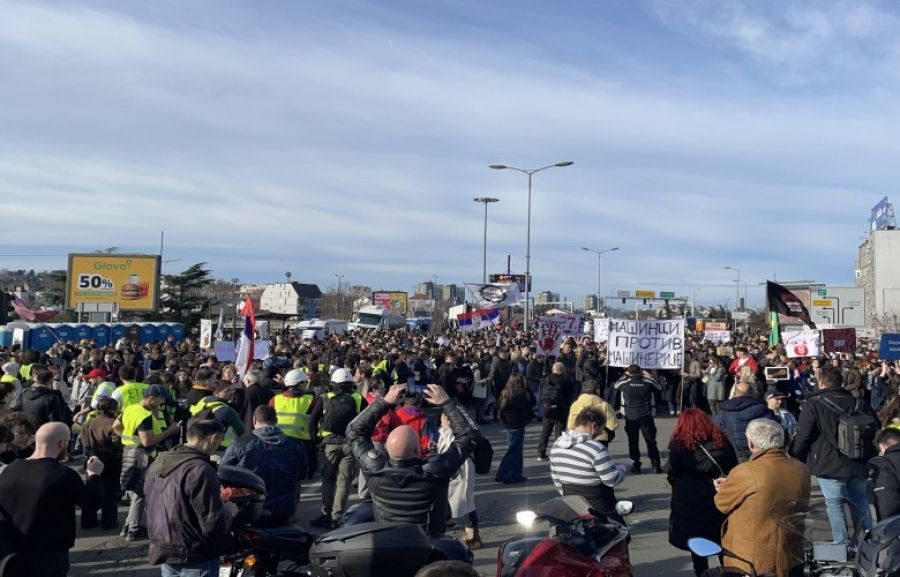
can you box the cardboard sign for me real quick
[782,330,821,358]
[536,314,582,355]
[823,328,856,354]
[703,330,732,344]
[607,319,685,369]
[878,334,900,361]
[593,318,610,344]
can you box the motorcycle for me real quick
[497,495,634,577]
[688,500,900,577]
[218,467,472,577]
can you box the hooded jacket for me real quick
[17,386,71,427]
[221,426,307,522]
[713,396,775,458]
[144,445,235,565]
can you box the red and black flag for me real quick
[766,281,816,329]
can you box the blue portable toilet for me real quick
[170,323,185,342]
[124,324,142,344]
[73,324,92,344]
[156,323,171,342]
[29,325,56,352]
[111,324,127,345]
[56,324,76,344]
[0,327,11,348]
[140,323,157,345]
[92,324,111,348]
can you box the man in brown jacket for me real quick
[714,418,811,577]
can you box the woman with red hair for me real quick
[666,408,738,577]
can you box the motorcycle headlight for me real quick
[516,510,537,528]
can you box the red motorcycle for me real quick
[497,496,634,577]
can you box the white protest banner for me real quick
[200,319,212,349]
[536,314,582,355]
[464,283,521,308]
[782,329,821,358]
[703,330,732,344]
[607,319,685,369]
[583,321,592,335]
[593,318,610,343]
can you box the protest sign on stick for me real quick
[607,319,685,369]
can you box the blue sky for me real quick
[2,0,899,308]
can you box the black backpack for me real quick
[820,396,879,461]
[322,394,358,436]
[472,435,494,475]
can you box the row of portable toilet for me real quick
[0,322,186,351]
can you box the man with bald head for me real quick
[0,422,104,576]
[348,384,480,536]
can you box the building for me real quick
[535,291,560,305]
[582,295,599,312]
[259,282,322,318]
[416,281,434,298]
[441,284,460,304]
[857,229,900,324]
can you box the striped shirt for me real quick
[549,430,625,492]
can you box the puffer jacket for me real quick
[713,396,775,458]
[144,445,235,565]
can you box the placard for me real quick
[782,330,821,358]
[607,319,685,369]
[879,333,900,361]
[536,314,582,355]
[593,318,610,344]
[703,330,732,344]
[822,328,856,354]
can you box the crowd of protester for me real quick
[0,320,896,576]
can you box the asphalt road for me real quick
[70,416,692,577]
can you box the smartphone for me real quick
[406,383,427,395]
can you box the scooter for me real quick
[497,496,634,577]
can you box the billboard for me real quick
[372,291,408,315]
[67,254,160,312]
[809,287,866,328]
[489,273,530,292]
[870,197,892,231]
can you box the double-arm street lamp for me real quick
[581,246,619,314]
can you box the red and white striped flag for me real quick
[234,297,256,378]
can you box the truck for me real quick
[349,306,407,332]
[293,319,349,340]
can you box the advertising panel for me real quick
[66,254,161,312]
[870,196,891,231]
[372,291,408,315]
[489,273,530,293]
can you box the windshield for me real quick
[536,496,593,523]
[353,313,382,326]
[776,500,846,566]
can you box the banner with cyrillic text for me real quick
[607,319,685,369]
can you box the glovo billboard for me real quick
[66,254,161,311]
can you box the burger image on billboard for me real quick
[120,274,143,300]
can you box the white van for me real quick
[294,319,348,340]
[349,306,406,332]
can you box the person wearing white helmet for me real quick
[270,369,319,479]
[308,367,367,529]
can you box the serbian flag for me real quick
[458,307,500,332]
[235,297,256,378]
[10,296,59,323]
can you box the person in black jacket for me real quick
[792,369,875,543]
[16,367,72,428]
[868,427,900,521]
[495,374,536,484]
[614,364,663,474]
[347,383,479,537]
[537,362,575,460]
[666,408,739,576]
[713,383,776,462]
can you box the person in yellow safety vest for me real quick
[17,351,39,384]
[111,366,148,413]
[112,384,181,541]
[271,369,320,479]
[189,385,247,450]
[308,368,367,529]
[0,361,21,394]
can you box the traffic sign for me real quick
[817,288,827,297]
[635,290,655,299]
[812,299,834,307]
[660,291,675,299]
[616,290,631,298]
[732,311,750,321]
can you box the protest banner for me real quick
[879,333,900,361]
[607,319,685,369]
[593,318,610,343]
[706,322,727,331]
[214,341,236,362]
[536,314,582,355]
[822,328,856,354]
[703,329,731,344]
[200,319,212,349]
[782,329,821,358]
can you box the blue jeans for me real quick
[495,427,525,483]
[161,559,220,577]
[817,477,872,543]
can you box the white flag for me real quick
[464,283,520,308]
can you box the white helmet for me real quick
[284,369,309,387]
[330,368,355,385]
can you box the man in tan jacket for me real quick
[714,418,810,577]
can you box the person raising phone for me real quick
[347,383,481,537]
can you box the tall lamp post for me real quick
[335,274,344,318]
[692,288,701,317]
[473,197,500,283]
[724,266,741,310]
[489,161,574,332]
[581,246,619,314]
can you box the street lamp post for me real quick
[724,266,741,310]
[581,246,619,314]
[335,274,344,318]
[473,197,500,283]
[692,288,701,317]
[489,161,574,332]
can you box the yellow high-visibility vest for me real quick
[318,392,362,438]
[116,382,148,410]
[121,404,161,452]
[190,398,236,448]
[273,394,315,440]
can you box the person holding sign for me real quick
[613,364,663,474]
